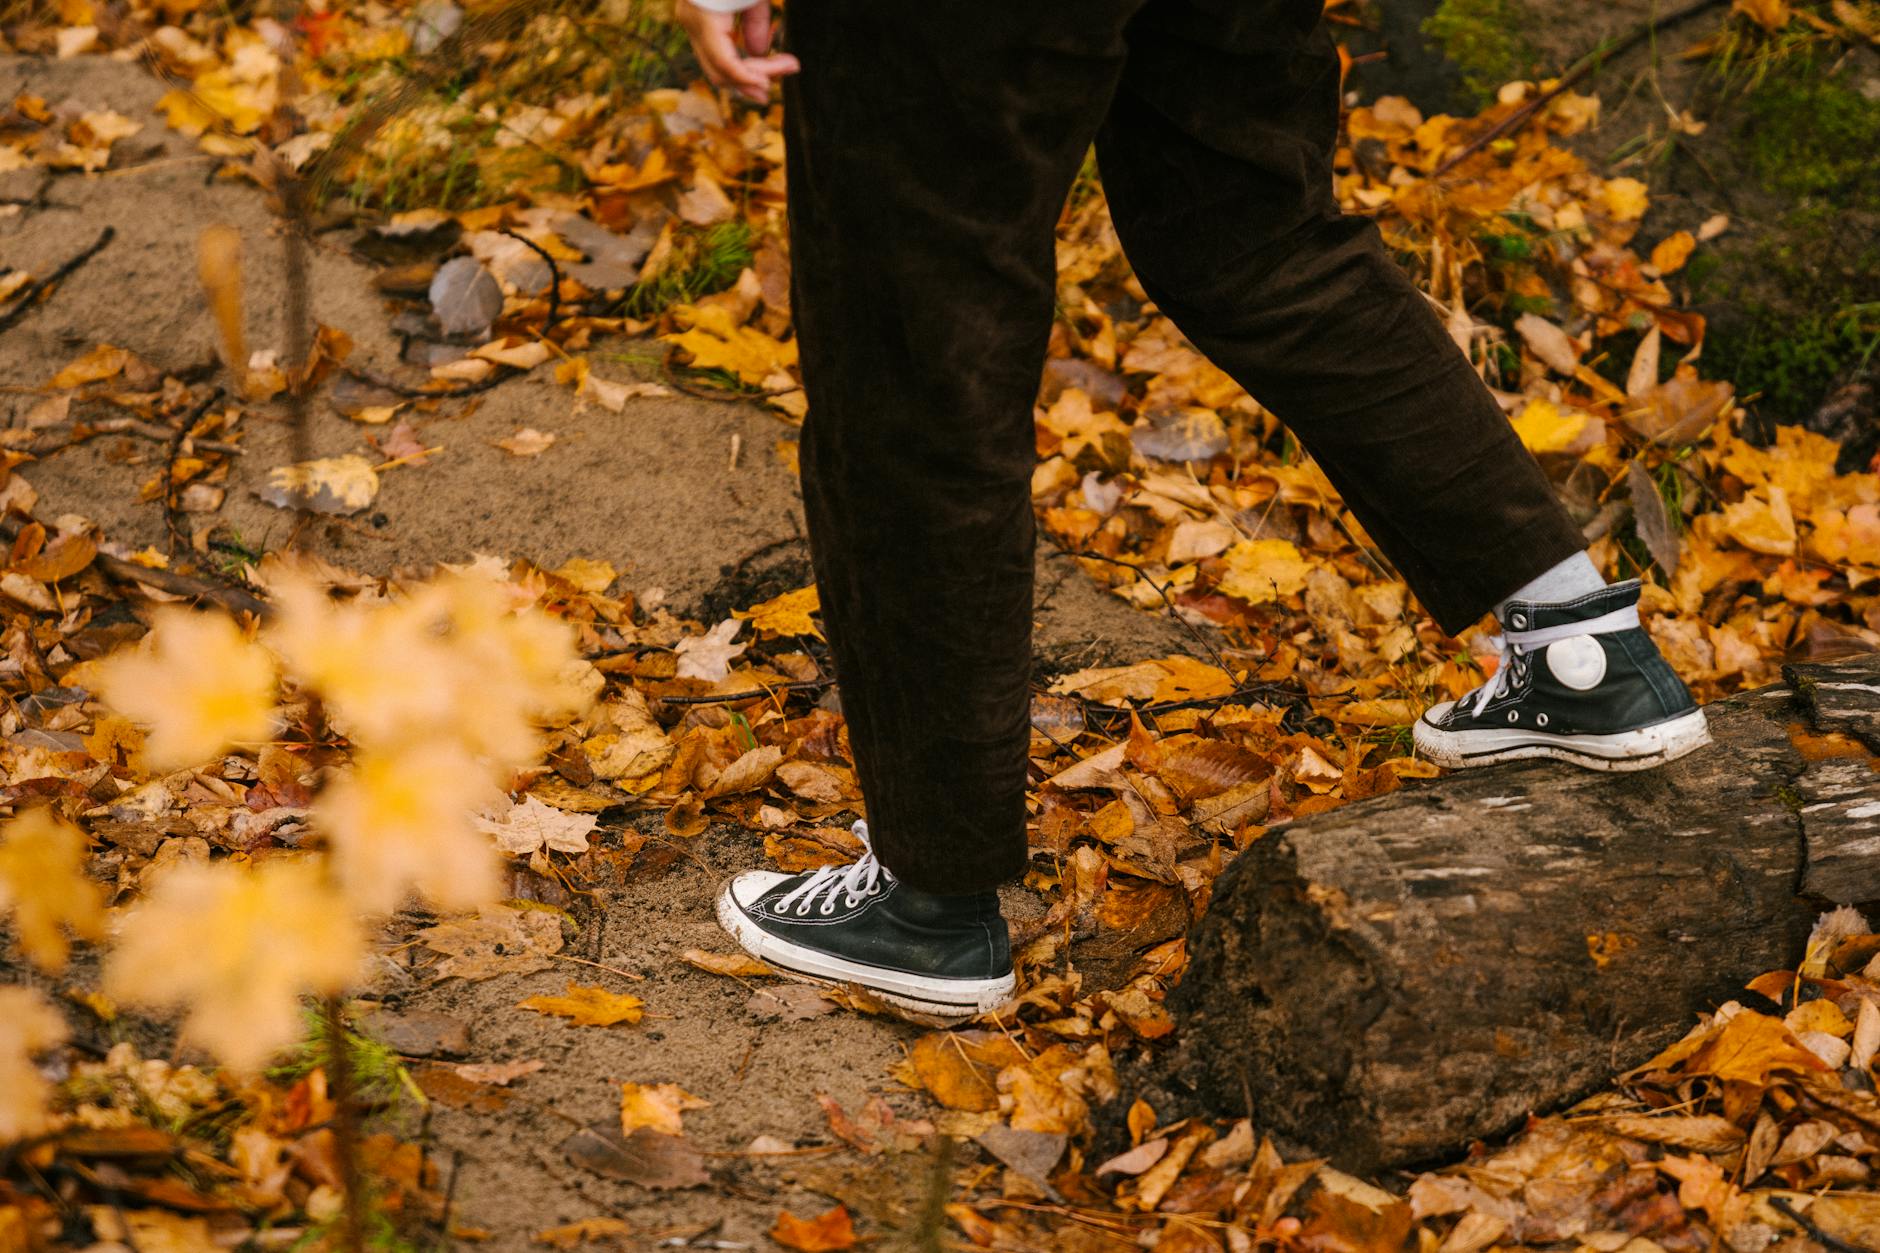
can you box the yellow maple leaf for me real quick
[518,981,645,1027]
[316,744,503,916]
[0,808,104,973]
[663,303,798,387]
[1510,398,1591,455]
[552,557,617,595]
[619,1081,709,1136]
[1722,487,1797,556]
[97,609,278,770]
[104,860,363,1073]
[1218,539,1312,603]
[1150,655,1236,703]
[734,585,823,640]
[0,986,67,1142]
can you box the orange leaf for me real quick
[769,1205,856,1252]
[1651,230,1697,274]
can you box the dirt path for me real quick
[1,52,1207,1249]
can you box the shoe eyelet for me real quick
[820,899,837,915]
[1507,711,1519,723]
[1537,713,1549,727]
[795,903,812,917]
[1511,613,1527,628]
[845,894,864,909]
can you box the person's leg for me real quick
[1095,0,1582,633]
[1094,0,1706,769]
[717,0,1139,1015]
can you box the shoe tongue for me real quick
[1504,579,1641,631]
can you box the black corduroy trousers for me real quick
[781,0,1586,894]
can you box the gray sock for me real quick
[1496,551,1605,615]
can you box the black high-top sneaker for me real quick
[715,822,1015,1019]
[1414,580,1710,772]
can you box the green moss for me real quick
[1692,55,1880,423]
[1422,0,1537,104]
[1743,64,1880,209]
[1712,306,1876,422]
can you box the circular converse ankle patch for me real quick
[1545,635,1607,690]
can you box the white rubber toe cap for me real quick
[724,869,790,911]
[1420,699,1456,725]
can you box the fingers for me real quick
[738,3,771,55]
[686,15,771,100]
[676,2,799,105]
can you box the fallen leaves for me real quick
[663,302,798,389]
[563,1121,708,1189]
[682,948,775,978]
[257,454,381,516]
[619,1082,709,1137]
[769,1205,857,1252]
[416,906,565,980]
[475,795,597,857]
[517,982,645,1028]
[496,427,557,457]
[532,1218,632,1248]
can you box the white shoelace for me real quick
[773,820,893,917]
[1466,604,1642,718]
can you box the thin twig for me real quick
[654,679,832,706]
[1047,542,1232,676]
[1075,682,1293,725]
[497,229,563,332]
[0,226,115,335]
[1768,1196,1865,1253]
[1429,0,1730,179]
[75,415,241,456]
[433,1149,463,1252]
[162,389,225,559]
[340,362,521,401]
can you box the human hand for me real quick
[673,1,800,105]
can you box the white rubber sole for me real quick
[1414,706,1712,772]
[714,883,1016,1021]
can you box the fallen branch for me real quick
[92,551,270,619]
[0,226,116,335]
[1429,0,1729,179]
[654,679,831,707]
